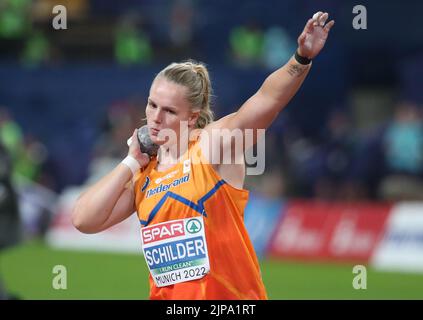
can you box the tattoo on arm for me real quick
[287,63,308,77]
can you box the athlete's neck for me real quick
[156,128,201,166]
[157,140,189,166]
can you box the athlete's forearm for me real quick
[72,163,133,231]
[227,55,311,133]
[259,55,311,110]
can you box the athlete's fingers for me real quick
[139,152,149,163]
[324,20,335,33]
[319,12,329,27]
[303,18,314,34]
[312,11,323,26]
[127,129,140,147]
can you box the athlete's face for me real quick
[146,77,199,146]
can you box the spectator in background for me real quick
[229,20,264,67]
[0,108,23,160]
[379,101,423,200]
[262,26,296,70]
[0,108,47,183]
[280,123,317,197]
[0,108,52,240]
[168,0,195,60]
[20,29,51,68]
[312,110,364,200]
[279,109,364,200]
[0,0,30,39]
[0,142,21,300]
[115,13,153,66]
[89,100,145,183]
[0,142,20,250]
[17,134,49,183]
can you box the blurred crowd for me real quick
[268,100,423,201]
[0,108,49,185]
[0,0,301,68]
[243,100,423,202]
[0,107,55,242]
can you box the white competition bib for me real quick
[140,216,210,287]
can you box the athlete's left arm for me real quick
[219,12,335,148]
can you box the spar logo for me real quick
[186,218,202,234]
[142,221,185,244]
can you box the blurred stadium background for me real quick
[1,0,423,299]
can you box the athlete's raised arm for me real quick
[204,12,334,149]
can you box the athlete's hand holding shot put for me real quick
[72,12,334,300]
[72,129,149,233]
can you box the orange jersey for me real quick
[133,138,268,300]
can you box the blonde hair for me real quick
[155,60,214,129]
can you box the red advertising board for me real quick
[267,201,392,263]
